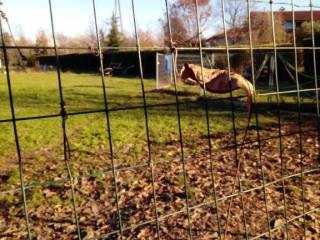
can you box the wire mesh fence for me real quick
[0,0,319,239]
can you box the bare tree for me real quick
[0,26,31,66]
[34,30,50,55]
[82,23,98,49]
[222,0,247,29]
[56,33,70,47]
[138,29,163,47]
[122,28,163,47]
[206,0,249,45]
[177,0,212,32]
[160,0,212,46]
[248,12,290,45]
[16,30,33,61]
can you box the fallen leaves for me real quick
[0,122,319,239]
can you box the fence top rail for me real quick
[3,45,320,51]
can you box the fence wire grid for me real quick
[0,0,320,239]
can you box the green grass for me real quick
[0,72,230,156]
[0,71,316,177]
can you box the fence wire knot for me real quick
[60,102,68,120]
[169,40,177,54]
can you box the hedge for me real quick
[37,50,158,77]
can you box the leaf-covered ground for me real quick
[0,121,319,239]
[0,72,319,239]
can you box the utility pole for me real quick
[114,0,124,33]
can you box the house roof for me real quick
[206,10,320,42]
[206,28,247,42]
[251,10,320,22]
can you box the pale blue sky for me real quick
[2,0,167,39]
[1,0,319,40]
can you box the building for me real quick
[251,10,320,32]
[206,10,320,46]
[206,27,248,46]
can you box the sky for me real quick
[1,0,319,41]
[2,0,167,40]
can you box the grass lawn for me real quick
[0,72,244,182]
[0,71,319,239]
[0,71,250,160]
[1,71,319,181]
[1,71,318,173]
